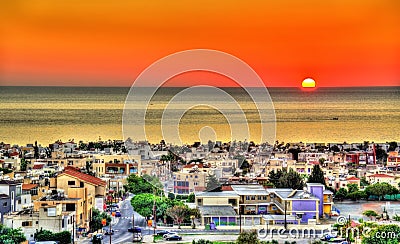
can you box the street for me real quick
[78,196,148,244]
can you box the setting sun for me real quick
[302,78,316,88]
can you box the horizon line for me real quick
[1,85,399,88]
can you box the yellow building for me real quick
[44,166,107,228]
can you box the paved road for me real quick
[79,195,147,244]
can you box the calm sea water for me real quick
[0,86,399,145]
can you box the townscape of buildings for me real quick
[0,139,399,242]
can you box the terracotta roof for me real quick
[368,174,394,178]
[33,164,44,169]
[221,185,233,191]
[60,167,106,186]
[22,183,38,190]
[183,163,204,168]
[347,176,360,181]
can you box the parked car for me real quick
[156,230,170,236]
[164,234,182,241]
[163,232,178,238]
[128,226,142,233]
[321,233,338,241]
[132,233,143,242]
[90,233,104,241]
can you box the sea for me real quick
[0,86,399,146]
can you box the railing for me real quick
[273,199,284,211]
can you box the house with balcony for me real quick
[195,191,239,226]
[34,192,85,231]
[266,183,333,224]
[4,203,75,243]
[47,166,106,229]
[0,179,22,223]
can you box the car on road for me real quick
[320,233,338,241]
[115,211,122,217]
[164,234,182,241]
[128,226,142,233]
[163,232,178,238]
[104,229,114,235]
[156,230,171,236]
[132,233,143,242]
[90,233,103,241]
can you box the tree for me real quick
[35,229,71,244]
[276,168,304,190]
[0,226,26,244]
[363,210,378,220]
[124,174,162,195]
[236,230,260,244]
[347,183,359,194]
[206,173,221,192]
[388,141,398,152]
[308,165,326,185]
[20,158,27,171]
[166,205,188,229]
[187,193,195,203]
[362,224,400,244]
[130,193,182,223]
[90,208,111,232]
[347,190,366,201]
[367,182,392,201]
[335,188,348,201]
[268,170,283,187]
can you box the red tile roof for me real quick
[33,164,44,169]
[221,185,233,191]
[368,174,394,178]
[183,163,204,168]
[347,176,360,181]
[22,183,38,190]
[60,167,106,186]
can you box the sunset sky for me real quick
[0,0,399,87]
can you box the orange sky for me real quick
[0,0,399,87]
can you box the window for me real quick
[3,202,7,207]
[66,203,75,211]
[68,181,75,186]
[22,221,32,227]
[258,196,262,200]
[80,182,84,187]
[251,196,255,200]
[263,196,267,200]
[245,196,250,201]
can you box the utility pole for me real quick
[109,218,112,244]
[132,207,135,240]
[239,203,242,233]
[153,191,156,235]
[72,215,75,244]
[284,200,287,230]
